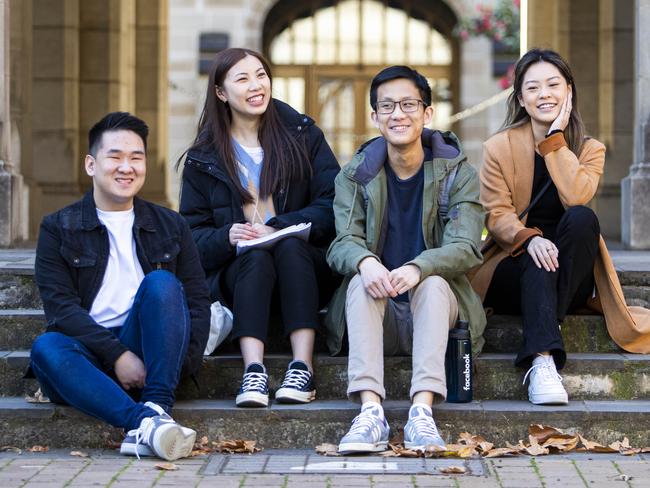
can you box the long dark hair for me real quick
[181,48,309,203]
[501,48,586,156]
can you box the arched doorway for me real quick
[262,0,459,164]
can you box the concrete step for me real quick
[1,266,649,309]
[0,308,622,353]
[4,350,650,401]
[1,397,650,449]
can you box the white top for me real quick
[89,208,145,329]
[239,144,264,165]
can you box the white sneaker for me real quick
[523,355,568,405]
[120,402,196,461]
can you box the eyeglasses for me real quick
[375,99,425,114]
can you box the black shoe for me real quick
[275,360,316,403]
[236,362,269,407]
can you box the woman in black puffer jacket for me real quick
[179,48,339,408]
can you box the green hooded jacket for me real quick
[325,129,487,356]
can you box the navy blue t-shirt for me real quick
[381,149,431,301]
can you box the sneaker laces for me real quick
[126,417,155,461]
[409,412,440,439]
[280,368,311,389]
[241,371,268,392]
[523,359,563,385]
[347,411,382,436]
[125,402,172,460]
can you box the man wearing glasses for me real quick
[326,66,485,454]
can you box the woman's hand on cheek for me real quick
[549,86,572,134]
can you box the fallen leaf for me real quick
[457,446,478,458]
[27,445,49,453]
[528,424,565,444]
[155,463,178,471]
[609,438,631,451]
[542,434,579,452]
[69,451,89,458]
[198,436,209,447]
[483,447,521,458]
[25,388,50,404]
[439,465,467,474]
[620,448,641,456]
[315,443,340,456]
[0,446,22,454]
[641,447,650,453]
[578,435,616,453]
[524,436,549,456]
[211,439,261,454]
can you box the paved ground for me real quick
[0,450,648,487]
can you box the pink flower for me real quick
[514,0,521,9]
[460,31,469,41]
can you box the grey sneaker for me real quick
[338,405,389,454]
[120,402,196,461]
[404,405,445,450]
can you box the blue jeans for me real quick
[30,271,191,431]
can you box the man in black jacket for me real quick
[31,112,211,461]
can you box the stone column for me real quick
[0,0,26,247]
[136,0,171,207]
[30,0,81,238]
[621,0,650,248]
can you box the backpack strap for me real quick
[438,165,459,220]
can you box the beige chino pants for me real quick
[345,274,458,402]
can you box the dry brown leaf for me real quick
[641,447,650,453]
[542,435,579,452]
[25,388,50,404]
[524,436,549,456]
[609,438,631,452]
[27,445,49,453]
[439,465,467,474]
[69,451,89,458]
[315,443,340,456]
[212,439,261,454]
[457,446,478,458]
[0,446,22,454]
[483,447,521,458]
[528,424,565,444]
[155,463,178,471]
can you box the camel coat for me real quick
[470,122,650,353]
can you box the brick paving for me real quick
[0,451,649,487]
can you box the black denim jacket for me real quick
[34,192,211,378]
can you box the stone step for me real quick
[1,267,649,309]
[0,309,622,353]
[5,350,650,401]
[1,397,650,449]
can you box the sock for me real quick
[409,403,432,416]
[361,401,384,419]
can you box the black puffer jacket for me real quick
[179,99,339,301]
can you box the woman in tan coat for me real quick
[473,49,605,406]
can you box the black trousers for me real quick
[484,206,600,369]
[221,237,335,343]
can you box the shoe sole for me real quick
[151,424,196,461]
[404,440,446,451]
[529,393,569,405]
[236,391,269,408]
[275,387,316,404]
[338,441,388,454]
[120,443,155,458]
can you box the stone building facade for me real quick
[1,0,649,248]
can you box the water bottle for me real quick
[445,320,473,403]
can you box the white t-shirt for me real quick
[89,208,145,328]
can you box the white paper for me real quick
[236,222,312,255]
